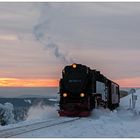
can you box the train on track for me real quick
[58,63,120,117]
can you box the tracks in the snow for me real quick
[0,117,80,138]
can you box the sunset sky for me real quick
[0,2,140,87]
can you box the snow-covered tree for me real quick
[0,103,15,125]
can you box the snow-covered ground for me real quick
[0,104,59,131]
[1,89,140,138]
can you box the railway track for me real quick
[0,117,80,138]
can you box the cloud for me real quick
[0,3,140,87]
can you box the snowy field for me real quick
[1,89,140,138]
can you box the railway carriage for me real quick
[58,63,120,117]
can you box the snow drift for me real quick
[12,89,140,138]
[2,89,140,138]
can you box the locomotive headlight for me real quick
[72,64,77,68]
[63,93,67,97]
[80,93,85,97]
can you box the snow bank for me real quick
[2,89,140,138]
[48,98,58,102]
[26,102,58,121]
[14,89,140,138]
[18,106,140,138]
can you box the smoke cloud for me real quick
[33,3,73,64]
[26,102,58,121]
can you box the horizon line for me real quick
[0,86,139,89]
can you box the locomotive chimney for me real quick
[96,71,100,75]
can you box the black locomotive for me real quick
[58,63,120,117]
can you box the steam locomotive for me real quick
[58,63,120,117]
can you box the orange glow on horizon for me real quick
[0,78,59,87]
[115,77,140,88]
[0,77,139,88]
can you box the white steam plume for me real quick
[33,3,73,64]
[26,102,58,121]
